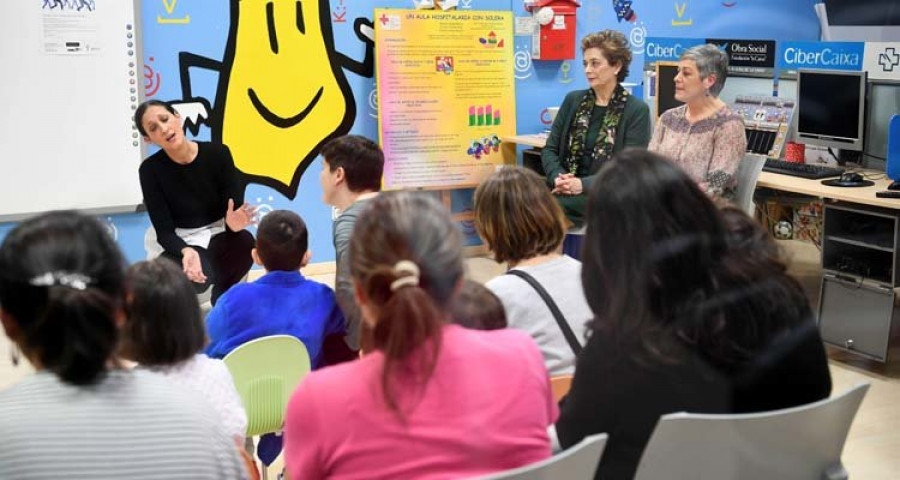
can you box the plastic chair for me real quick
[550,375,574,402]
[734,154,767,216]
[224,335,311,479]
[475,433,608,479]
[633,383,870,480]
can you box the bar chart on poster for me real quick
[0,0,144,220]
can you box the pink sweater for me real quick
[284,324,557,480]
[649,104,747,200]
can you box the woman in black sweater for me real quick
[555,150,831,479]
[135,100,254,304]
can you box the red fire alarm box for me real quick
[527,0,580,60]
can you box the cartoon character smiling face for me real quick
[218,0,368,194]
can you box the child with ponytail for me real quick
[0,211,247,479]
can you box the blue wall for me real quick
[0,0,822,263]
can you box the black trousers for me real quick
[162,230,254,305]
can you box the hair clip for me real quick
[29,271,93,291]
[390,260,421,292]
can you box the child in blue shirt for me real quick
[205,210,346,368]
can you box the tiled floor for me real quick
[0,245,897,478]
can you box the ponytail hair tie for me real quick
[390,260,420,292]
[29,271,93,291]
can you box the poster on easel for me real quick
[374,9,516,190]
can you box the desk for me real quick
[504,132,899,209]
[503,133,548,148]
[757,171,897,209]
[760,169,900,363]
[501,133,548,165]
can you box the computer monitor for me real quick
[796,68,867,152]
[655,61,684,119]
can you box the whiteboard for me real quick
[0,0,144,220]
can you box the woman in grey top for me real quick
[474,167,593,376]
[0,211,247,479]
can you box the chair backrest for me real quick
[550,375,574,403]
[733,154,766,216]
[633,383,870,480]
[476,433,608,480]
[223,335,311,437]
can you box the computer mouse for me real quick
[839,172,864,184]
[888,180,900,191]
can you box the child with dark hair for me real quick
[319,134,385,354]
[449,280,507,331]
[205,210,346,368]
[205,209,346,466]
[120,258,247,443]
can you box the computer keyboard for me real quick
[762,159,845,179]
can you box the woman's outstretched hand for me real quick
[225,198,257,232]
[181,247,207,284]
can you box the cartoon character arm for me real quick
[336,17,374,77]
[177,52,223,135]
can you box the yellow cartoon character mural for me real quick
[178,0,373,198]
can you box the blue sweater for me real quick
[205,271,346,368]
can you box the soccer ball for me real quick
[774,221,793,240]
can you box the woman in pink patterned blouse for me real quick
[649,44,747,200]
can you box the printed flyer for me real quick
[375,9,516,189]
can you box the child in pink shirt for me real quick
[284,193,556,480]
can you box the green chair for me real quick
[224,335,311,479]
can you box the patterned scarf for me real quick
[563,84,629,175]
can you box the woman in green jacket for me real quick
[542,30,651,226]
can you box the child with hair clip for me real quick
[0,211,247,479]
[120,258,247,443]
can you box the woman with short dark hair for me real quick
[555,150,831,480]
[541,30,652,225]
[0,211,247,479]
